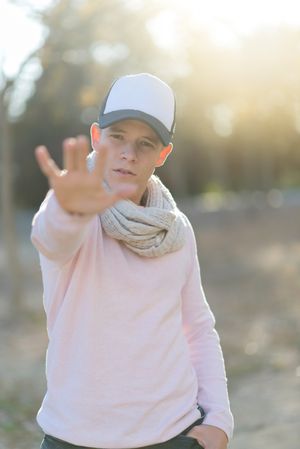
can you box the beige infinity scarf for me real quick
[87,151,186,257]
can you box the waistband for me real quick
[44,407,205,449]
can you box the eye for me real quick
[110,133,123,141]
[140,140,155,149]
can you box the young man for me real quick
[32,73,233,449]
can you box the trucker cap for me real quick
[98,73,176,146]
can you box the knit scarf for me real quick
[87,151,186,257]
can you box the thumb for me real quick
[35,146,60,179]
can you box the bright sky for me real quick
[1,0,300,114]
[1,0,300,78]
[198,0,300,47]
[0,0,52,78]
[149,0,300,49]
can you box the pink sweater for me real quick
[31,190,233,448]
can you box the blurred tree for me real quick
[14,0,175,206]
[12,1,300,205]
[0,1,47,313]
[0,60,27,311]
[175,23,300,193]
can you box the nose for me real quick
[120,143,137,161]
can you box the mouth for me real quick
[113,168,136,176]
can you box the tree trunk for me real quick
[0,92,22,313]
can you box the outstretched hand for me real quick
[35,135,136,215]
[186,424,228,449]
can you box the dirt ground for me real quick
[0,197,299,449]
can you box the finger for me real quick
[92,143,109,179]
[76,135,90,172]
[35,146,60,179]
[63,138,76,171]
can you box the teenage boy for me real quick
[32,73,233,449]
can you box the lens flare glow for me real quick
[151,0,300,48]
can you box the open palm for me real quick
[35,135,136,215]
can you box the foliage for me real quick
[14,0,164,206]
[11,0,300,206]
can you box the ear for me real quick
[155,143,173,167]
[90,122,102,150]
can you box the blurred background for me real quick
[0,0,300,448]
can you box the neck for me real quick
[140,189,148,207]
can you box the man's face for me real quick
[92,119,171,204]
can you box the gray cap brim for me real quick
[99,110,172,146]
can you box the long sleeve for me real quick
[32,200,233,447]
[181,224,234,440]
[31,190,96,265]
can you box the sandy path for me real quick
[1,201,299,448]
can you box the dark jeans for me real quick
[40,417,205,449]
